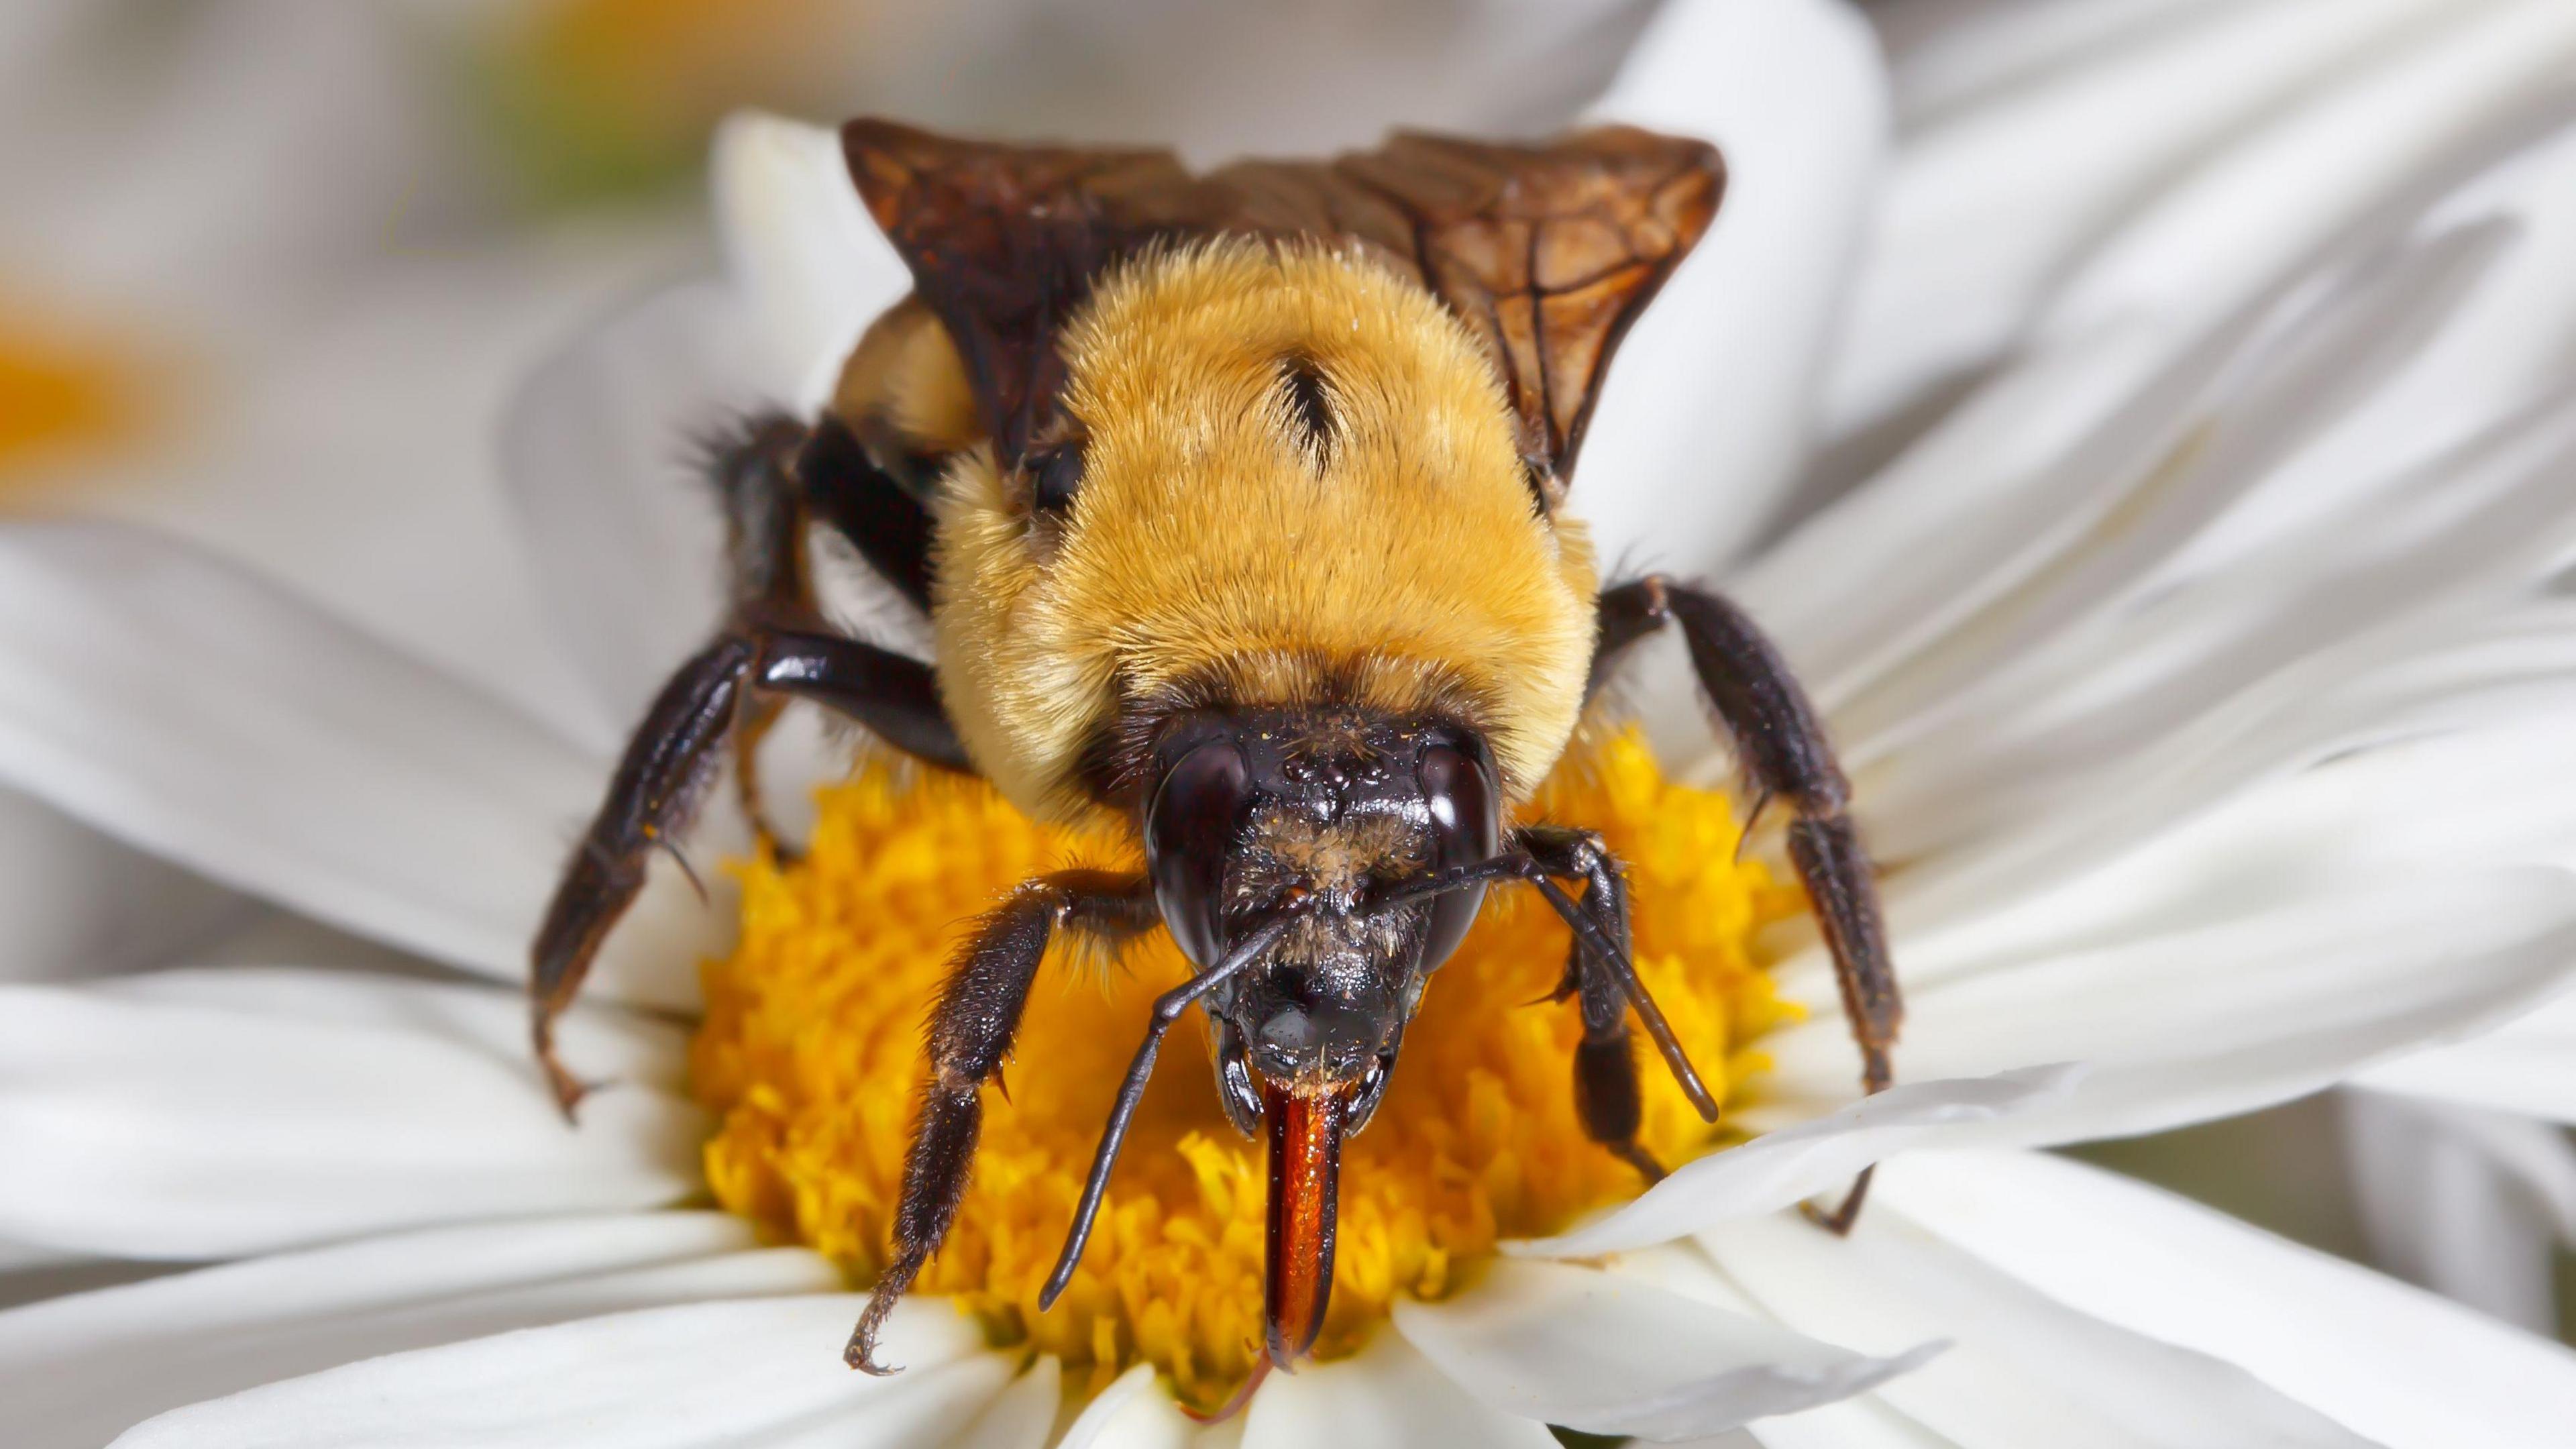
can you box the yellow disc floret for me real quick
[693,729,1799,1408]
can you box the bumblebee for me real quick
[529,118,1898,1383]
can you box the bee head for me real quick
[1142,708,1499,1108]
[1140,706,1499,1366]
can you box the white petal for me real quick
[1573,0,1888,585]
[1847,307,2576,869]
[1241,1328,1554,1449]
[497,280,755,729]
[0,784,243,981]
[1874,1148,2576,1449]
[0,969,702,1259]
[1833,0,2573,441]
[710,111,912,412]
[0,521,718,1005]
[1848,301,2573,845]
[108,1295,1010,1449]
[1057,1363,1198,1449]
[497,276,930,754]
[1713,1396,1947,1449]
[1699,1195,2372,1448]
[1507,1067,2080,1259]
[1766,867,2576,1144]
[2047,2,2576,348]
[2339,1090,2573,1332]
[1763,203,2514,743]
[1887,709,2576,995]
[947,1356,1060,1449]
[1396,1258,1937,1441]
[0,1212,837,1449]
[1878,602,2576,943]
[2362,990,2576,1122]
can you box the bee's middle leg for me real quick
[845,871,1157,1375]
[1521,824,1666,1183]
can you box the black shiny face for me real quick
[1142,708,1501,1136]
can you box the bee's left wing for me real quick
[1213,129,1725,482]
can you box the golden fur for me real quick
[838,240,1599,825]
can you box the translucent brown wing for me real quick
[841,118,1723,479]
[1217,129,1725,478]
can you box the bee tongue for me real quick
[1263,1076,1354,1371]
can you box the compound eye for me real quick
[1146,739,1250,967]
[1417,738,1501,969]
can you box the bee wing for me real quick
[1218,129,1725,480]
[841,119,1723,481]
[841,118,1208,464]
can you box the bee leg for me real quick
[846,871,1157,1375]
[1521,825,1664,1183]
[1589,577,1899,1233]
[708,415,822,853]
[797,413,935,614]
[710,412,943,851]
[531,625,971,1119]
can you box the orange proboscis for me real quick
[1264,1077,1354,1371]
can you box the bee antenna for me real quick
[1040,909,1304,1309]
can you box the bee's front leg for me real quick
[1519,824,1668,1184]
[1589,576,1899,1234]
[530,625,970,1118]
[845,871,1157,1375]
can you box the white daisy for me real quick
[5,1,2576,1446]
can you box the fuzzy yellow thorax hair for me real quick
[924,239,1599,824]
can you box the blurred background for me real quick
[3,0,2571,1347]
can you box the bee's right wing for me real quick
[841,119,1206,466]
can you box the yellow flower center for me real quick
[693,729,1799,1408]
[0,303,141,490]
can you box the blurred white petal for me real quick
[0,521,720,1005]
[1877,1149,2576,1448]
[0,969,701,1260]
[1701,1201,2372,1448]
[1241,1329,1555,1449]
[0,785,244,981]
[499,280,759,729]
[1764,868,2576,1140]
[107,1295,1010,1449]
[0,1,474,333]
[711,111,912,411]
[1397,1258,1938,1439]
[0,1212,837,1449]
[1508,1067,2078,1259]
[2365,993,2576,1122]
[2339,1090,2576,1334]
